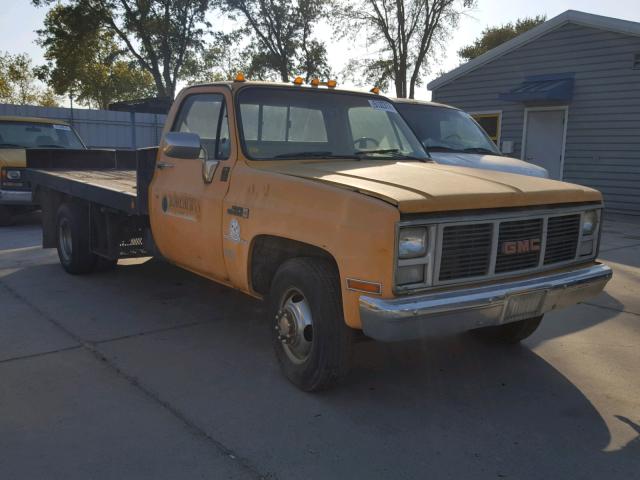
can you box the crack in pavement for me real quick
[581,300,640,318]
[0,279,276,480]
[0,345,82,365]
[93,320,209,345]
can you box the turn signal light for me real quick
[346,278,382,295]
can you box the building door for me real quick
[523,108,567,179]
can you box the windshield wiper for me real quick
[0,143,25,148]
[273,151,349,159]
[35,144,64,148]
[463,147,498,155]
[355,148,399,156]
[355,148,429,162]
[423,145,462,152]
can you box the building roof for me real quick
[0,115,70,125]
[428,10,640,91]
[108,97,173,115]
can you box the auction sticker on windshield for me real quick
[53,124,72,131]
[368,100,396,113]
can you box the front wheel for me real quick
[269,257,354,391]
[471,315,543,344]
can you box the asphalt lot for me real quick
[1,212,639,479]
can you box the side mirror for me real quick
[163,132,202,159]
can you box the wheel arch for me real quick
[248,234,339,296]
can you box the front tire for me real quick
[56,202,97,274]
[269,257,354,391]
[471,315,543,344]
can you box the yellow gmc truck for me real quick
[27,79,612,391]
[0,116,86,225]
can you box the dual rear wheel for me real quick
[56,203,117,274]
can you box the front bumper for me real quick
[0,189,34,205]
[360,263,612,341]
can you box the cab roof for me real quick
[0,115,71,126]
[184,80,383,97]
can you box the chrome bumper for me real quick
[359,263,612,341]
[0,189,33,205]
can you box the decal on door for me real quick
[226,218,241,243]
[161,193,201,221]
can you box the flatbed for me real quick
[26,148,156,215]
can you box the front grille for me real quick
[544,214,580,265]
[439,223,493,281]
[434,210,586,284]
[495,219,543,273]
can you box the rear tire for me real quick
[0,206,13,226]
[56,202,97,274]
[471,315,543,344]
[269,257,354,392]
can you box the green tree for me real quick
[219,0,332,82]
[33,0,213,98]
[339,0,476,98]
[458,15,546,61]
[37,4,156,109]
[0,52,59,106]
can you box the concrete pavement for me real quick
[0,212,638,479]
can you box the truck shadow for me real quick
[2,257,638,478]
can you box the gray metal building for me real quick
[428,10,640,215]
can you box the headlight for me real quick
[398,227,427,259]
[581,210,598,236]
[6,170,21,180]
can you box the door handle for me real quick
[156,162,175,170]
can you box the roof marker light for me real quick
[310,78,320,87]
[234,72,246,82]
[327,79,337,88]
[370,86,380,94]
[293,76,304,85]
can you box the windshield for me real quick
[0,121,85,149]
[237,87,429,161]
[396,104,501,155]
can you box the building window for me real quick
[470,112,501,144]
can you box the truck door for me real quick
[149,88,235,281]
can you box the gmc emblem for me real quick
[501,239,541,255]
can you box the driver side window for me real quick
[172,93,230,160]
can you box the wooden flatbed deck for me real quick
[33,169,139,197]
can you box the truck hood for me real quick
[256,160,601,213]
[430,152,549,178]
[0,149,26,168]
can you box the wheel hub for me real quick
[275,289,313,363]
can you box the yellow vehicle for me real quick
[27,79,612,391]
[0,116,85,225]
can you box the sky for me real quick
[2,0,640,104]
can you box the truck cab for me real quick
[28,79,612,391]
[0,116,85,225]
